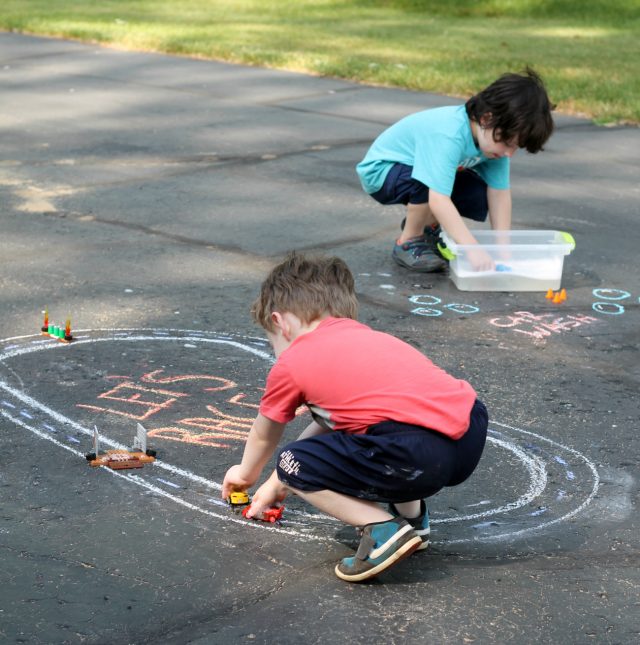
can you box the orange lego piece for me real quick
[545,289,554,299]
[86,449,156,470]
[559,288,567,302]
[552,293,562,304]
[62,317,73,342]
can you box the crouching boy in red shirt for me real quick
[222,252,488,582]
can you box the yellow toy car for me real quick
[228,491,250,507]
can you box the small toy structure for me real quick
[495,263,512,272]
[40,309,74,342]
[545,289,554,299]
[85,423,157,470]
[228,491,250,507]
[63,318,73,342]
[242,504,284,523]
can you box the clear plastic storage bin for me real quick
[439,230,575,291]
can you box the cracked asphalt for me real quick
[0,32,639,644]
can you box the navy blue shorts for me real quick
[370,163,489,222]
[276,399,488,503]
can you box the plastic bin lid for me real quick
[438,230,575,258]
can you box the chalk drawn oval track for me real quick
[0,329,599,545]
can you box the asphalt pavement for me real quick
[0,32,638,644]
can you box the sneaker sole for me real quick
[392,253,447,273]
[415,527,430,550]
[416,539,430,551]
[334,535,422,582]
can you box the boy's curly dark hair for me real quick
[465,68,555,153]
[252,252,358,332]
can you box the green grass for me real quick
[2,1,639,124]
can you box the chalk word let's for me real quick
[489,311,599,340]
[77,370,258,448]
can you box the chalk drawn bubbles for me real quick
[591,288,632,316]
[409,294,480,318]
[357,272,481,319]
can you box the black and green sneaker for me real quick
[401,218,448,261]
[392,236,448,272]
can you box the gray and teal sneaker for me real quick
[392,235,448,272]
[335,517,421,582]
[400,219,449,261]
[389,500,430,550]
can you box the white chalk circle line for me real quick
[0,329,599,544]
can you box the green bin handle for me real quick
[560,231,576,251]
[437,243,456,261]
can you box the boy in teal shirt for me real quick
[357,68,554,272]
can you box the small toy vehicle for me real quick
[242,505,284,523]
[227,491,250,507]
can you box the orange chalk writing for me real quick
[77,381,189,421]
[76,369,305,449]
[148,404,253,448]
[140,369,236,392]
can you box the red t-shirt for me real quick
[259,317,476,439]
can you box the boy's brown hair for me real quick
[465,67,555,153]
[252,252,358,332]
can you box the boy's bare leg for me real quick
[394,500,421,519]
[287,486,393,526]
[398,202,438,243]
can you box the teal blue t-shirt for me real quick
[356,105,510,195]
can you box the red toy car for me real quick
[242,505,284,523]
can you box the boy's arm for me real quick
[429,190,494,270]
[245,420,329,517]
[487,187,512,230]
[429,189,479,245]
[242,420,331,518]
[221,413,285,499]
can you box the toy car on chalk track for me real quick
[227,491,250,506]
[242,505,284,523]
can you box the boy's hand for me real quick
[244,471,287,519]
[221,465,254,500]
[467,246,495,272]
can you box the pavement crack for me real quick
[268,101,395,126]
[34,209,390,259]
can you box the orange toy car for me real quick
[242,505,284,523]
